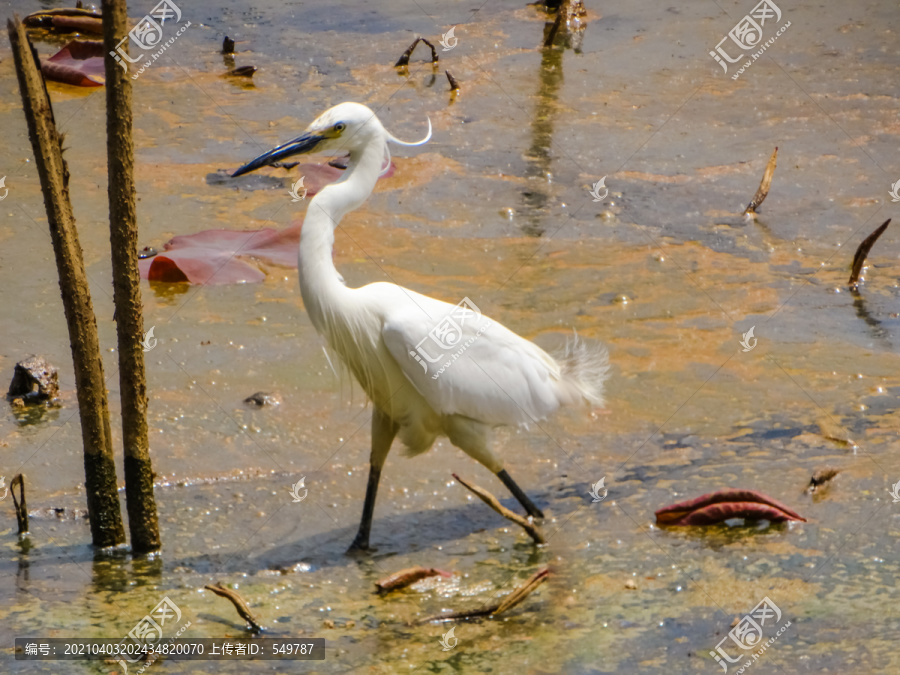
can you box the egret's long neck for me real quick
[298,137,385,332]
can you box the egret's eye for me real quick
[334,123,346,133]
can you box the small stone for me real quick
[323,619,335,629]
[8,355,59,402]
[624,579,637,590]
[244,392,281,406]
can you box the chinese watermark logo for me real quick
[439,26,458,51]
[289,176,306,202]
[289,477,308,503]
[109,0,192,80]
[408,298,492,381]
[739,326,757,352]
[889,180,900,203]
[439,625,458,651]
[141,326,157,352]
[589,477,608,502]
[709,0,791,80]
[289,176,307,202]
[589,176,608,202]
[710,597,790,672]
[889,480,900,503]
[0,176,8,201]
[114,596,190,674]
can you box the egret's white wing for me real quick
[380,289,567,426]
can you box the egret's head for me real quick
[231,102,430,178]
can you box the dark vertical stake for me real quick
[11,474,29,535]
[7,17,126,548]
[102,0,161,554]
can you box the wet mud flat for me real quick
[1,0,899,672]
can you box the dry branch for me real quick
[417,568,550,623]
[744,147,778,215]
[452,473,545,544]
[205,582,263,633]
[849,218,891,287]
[10,474,29,534]
[394,37,438,67]
[445,70,460,91]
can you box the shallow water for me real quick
[1,0,899,673]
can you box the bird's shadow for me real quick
[177,493,568,576]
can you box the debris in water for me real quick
[226,65,257,78]
[848,218,891,288]
[376,566,452,593]
[11,474,29,535]
[204,582,263,633]
[452,473,545,544]
[222,36,235,54]
[743,147,777,215]
[243,392,281,407]
[418,568,550,623]
[8,355,59,404]
[394,37,438,67]
[445,69,460,91]
[41,39,105,87]
[23,8,102,34]
[807,468,840,494]
[655,488,806,526]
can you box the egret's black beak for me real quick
[231,132,326,177]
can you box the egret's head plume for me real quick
[232,102,430,178]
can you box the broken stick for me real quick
[204,582,263,633]
[744,147,778,215]
[452,473,545,544]
[445,69,459,91]
[849,218,891,287]
[394,37,439,67]
[417,568,550,623]
[11,474,28,534]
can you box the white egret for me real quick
[233,103,608,551]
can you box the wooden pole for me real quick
[7,17,125,548]
[102,0,161,554]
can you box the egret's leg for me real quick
[497,469,544,519]
[348,408,398,553]
[445,417,544,519]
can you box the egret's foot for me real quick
[346,536,374,555]
[525,503,545,520]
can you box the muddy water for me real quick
[1,0,899,672]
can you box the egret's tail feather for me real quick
[557,334,609,408]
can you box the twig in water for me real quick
[417,568,550,623]
[11,474,28,534]
[394,37,439,67]
[807,468,839,494]
[452,473,545,544]
[849,218,891,288]
[204,582,263,633]
[744,147,778,215]
[445,70,459,91]
[376,566,452,593]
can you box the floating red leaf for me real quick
[42,40,105,87]
[655,488,806,526]
[139,161,394,285]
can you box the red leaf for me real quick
[655,488,805,526]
